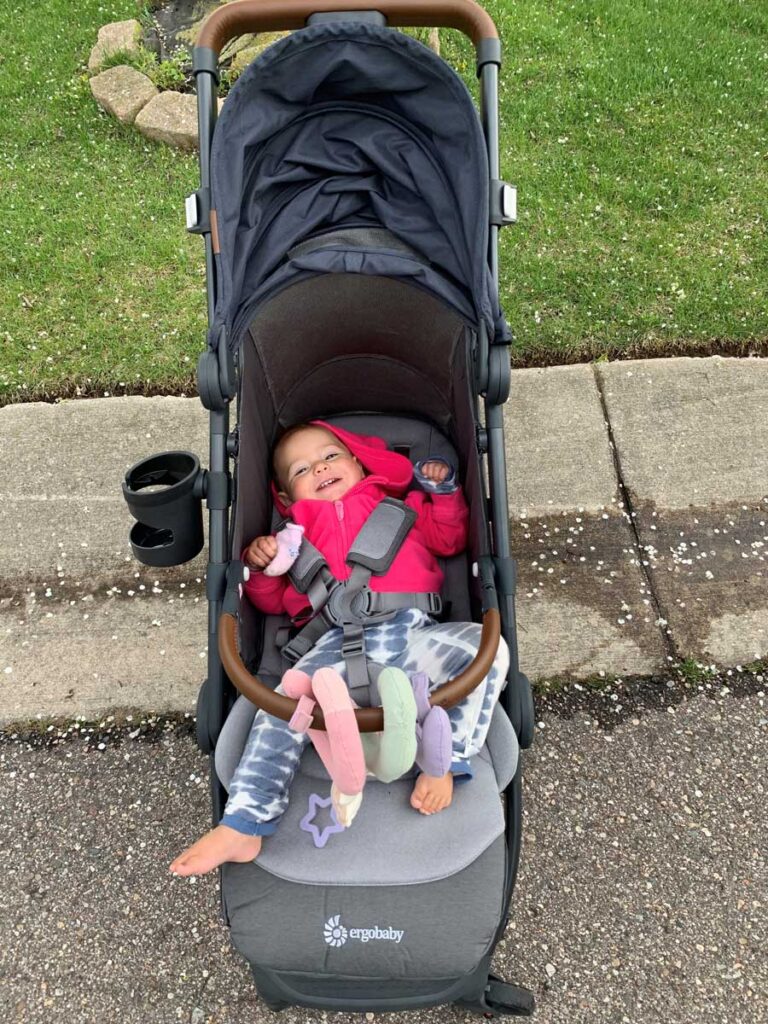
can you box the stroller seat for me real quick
[216,412,520,998]
[216,697,519,882]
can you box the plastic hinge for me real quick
[490,180,517,226]
[205,470,231,511]
[485,345,511,404]
[197,327,237,410]
[185,188,211,234]
[192,47,220,83]
[476,38,502,70]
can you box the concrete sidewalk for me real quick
[1,355,767,724]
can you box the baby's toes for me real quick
[422,792,439,813]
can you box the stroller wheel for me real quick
[457,972,535,1018]
[483,974,536,1017]
[260,997,289,1013]
[251,971,288,1012]
[195,678,214,753]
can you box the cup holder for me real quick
[122,451,204,567]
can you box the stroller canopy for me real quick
[210,21,509,346]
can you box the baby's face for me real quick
[276,427,364,504]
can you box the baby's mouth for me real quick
[316,477,340,493]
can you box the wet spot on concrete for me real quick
[632,499,768,663]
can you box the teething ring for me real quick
[218,608,500,732]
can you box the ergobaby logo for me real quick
[323,914,405,948]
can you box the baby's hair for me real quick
[272,423,311,487]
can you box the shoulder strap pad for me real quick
[287,534,328,594]
[346,497,416,576]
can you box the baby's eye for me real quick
[292,465,308,478]
[324,452,340,461]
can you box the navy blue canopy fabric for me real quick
[209,21,509,346]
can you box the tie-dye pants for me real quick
[222,609,509,836]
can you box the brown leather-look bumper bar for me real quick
[197,0,498,53]
[218,608,500,731]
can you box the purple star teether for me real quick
[299,793,345,848]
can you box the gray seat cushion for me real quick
[215,696,518,886]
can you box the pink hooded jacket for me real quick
[243,421,469,619]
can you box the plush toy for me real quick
[285,665,453,835]
[285,667,420,826]
[284,666,418,827]
[411,671,453,778]
[263,522,304,577]
[284,667,368,828]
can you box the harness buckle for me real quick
[341,634,365,661]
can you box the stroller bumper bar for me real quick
[218,606,501,731]
[195,0,500,62]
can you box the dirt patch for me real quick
[510,336,768,369]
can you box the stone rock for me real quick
[134,91,199,151]
[88,19,143,72]
[220,32,259,63]
[230,32,290,75]
[90,65,158,125]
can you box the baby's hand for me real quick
[244,535,278,571]
[419,460,450,484]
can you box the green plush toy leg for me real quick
[361,667,418,784]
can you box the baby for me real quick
[171,422,508,877]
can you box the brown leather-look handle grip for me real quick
[218,608,500,730]
[197,0,498,54]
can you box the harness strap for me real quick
[281,497,438,705]
[288,534,329,602]
[281,615,332,664]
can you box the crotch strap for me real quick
[280,497,442,705]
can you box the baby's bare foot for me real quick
[410,772,453,815]
[170,825,262,877]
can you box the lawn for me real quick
[1,0,766,403]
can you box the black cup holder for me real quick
[122,451,204,567]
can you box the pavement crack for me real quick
[592,364,678,663]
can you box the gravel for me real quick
[1,675,765,1023]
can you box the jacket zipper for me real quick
[334,500,350,579]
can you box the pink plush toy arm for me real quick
[263,522,304,577]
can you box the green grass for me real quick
[446,0,768,363]
[0,0,205,403]
[1,0,767,404]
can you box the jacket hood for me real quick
[271,420,413,515]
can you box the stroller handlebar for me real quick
[218,608,501,732]
[197,0,498,53]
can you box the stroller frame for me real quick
[124,0,535,1016]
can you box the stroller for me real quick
[122,0,535,1015]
